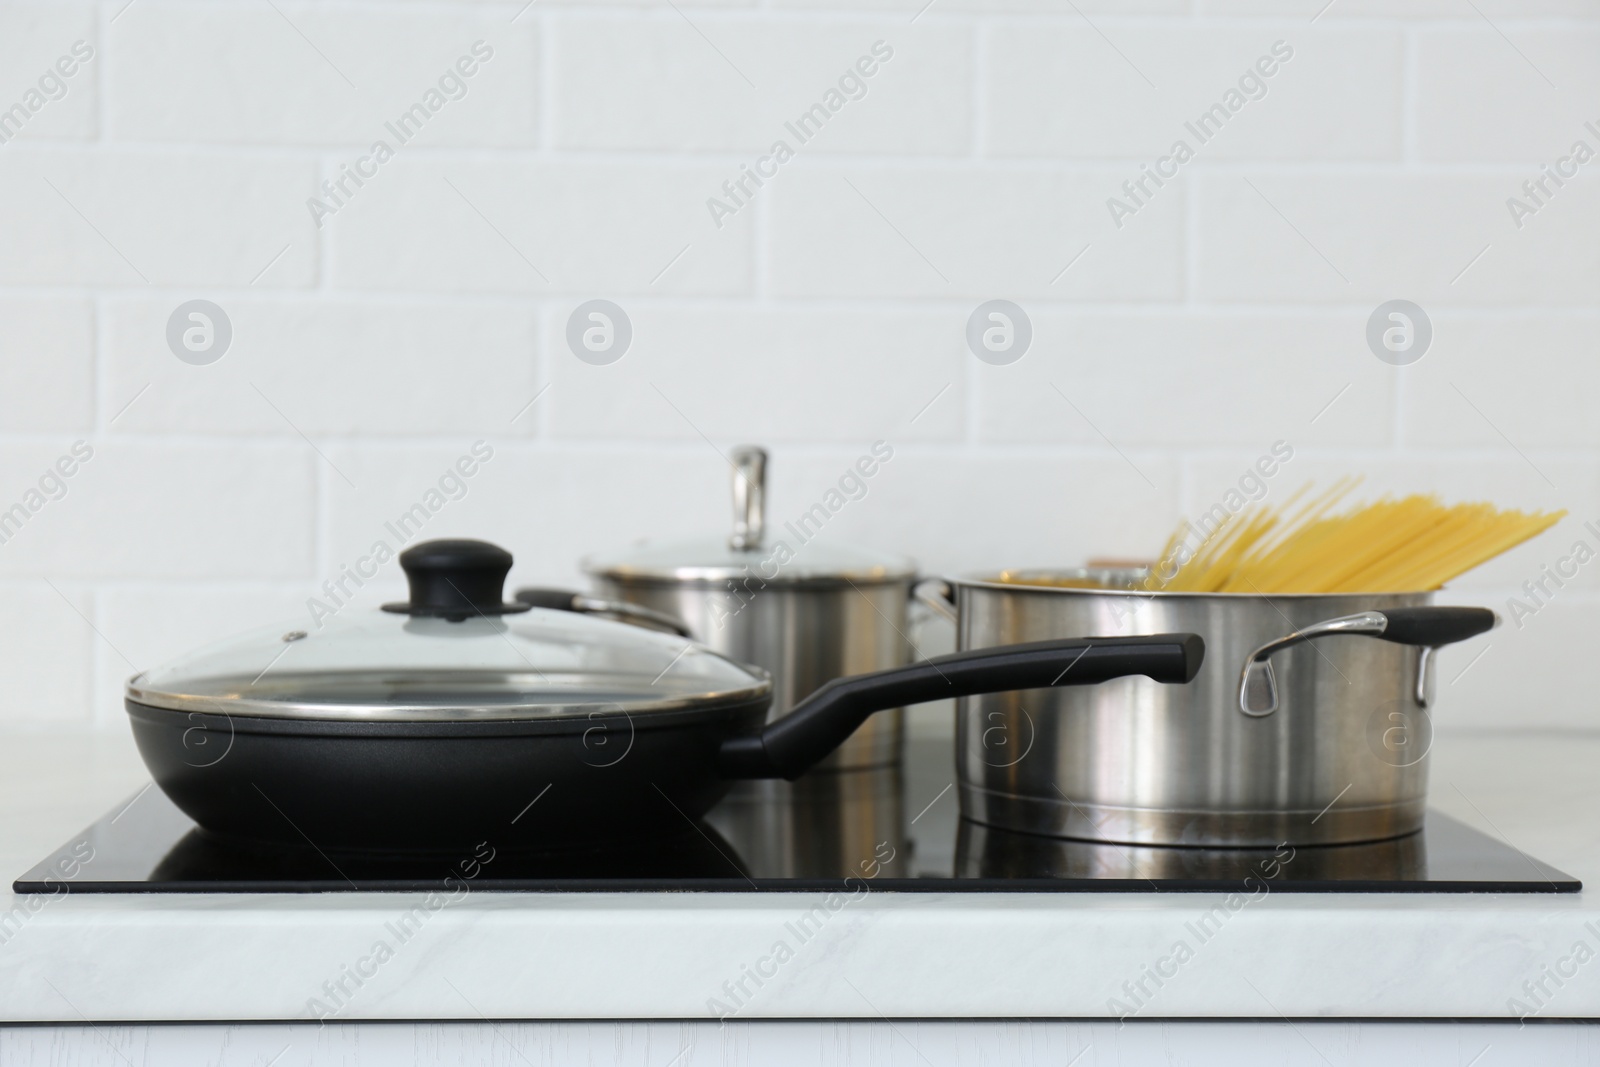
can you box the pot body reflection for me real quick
[955,819,1425,882]
[706,766,907,879]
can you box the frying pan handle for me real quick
[718,633,1205,780]
[1238,606,1498,717]
[513,587,694,638]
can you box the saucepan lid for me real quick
[584,445,916,586]
[125,539,770,723]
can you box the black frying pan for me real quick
[126,543,1205,853]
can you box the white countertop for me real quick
[3,728,1599,1024]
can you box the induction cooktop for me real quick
[15,739,1579,894]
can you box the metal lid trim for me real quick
[124,667,774,723]
[585,557,917,586]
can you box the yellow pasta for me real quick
[1149,487,1565,594]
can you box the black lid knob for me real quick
[382,539,531,621]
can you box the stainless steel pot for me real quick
[575,447,918,771]
[919,572,1498,847]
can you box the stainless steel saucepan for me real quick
[919,572,1498,848]
[568,446,918,771]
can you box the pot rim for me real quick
[588,566,918,589]
[947,569,1438,602]
[583,555,918,587]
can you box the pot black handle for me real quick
[718,633,1205,780]
[514,586,587,613]
[1238,605,1499,717]
[1373,606,1498,646]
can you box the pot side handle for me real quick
[513,587,695,638]
[719,633,1205,780]
[1375,607,1500,647]
[1238,606,1499,718]
[911,577,959,624]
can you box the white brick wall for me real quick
[983,26,1403,160]
[0,0,1595,734]
[767,164,1186,299]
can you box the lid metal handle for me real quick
[729,446,767,552]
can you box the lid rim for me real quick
[580,528,917,585]
[123,677,774,722]
[125,695,773,736]
[586,564,918,586]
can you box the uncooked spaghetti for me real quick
[1149,482,1565,594]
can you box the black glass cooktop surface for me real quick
[15,739,1579,894]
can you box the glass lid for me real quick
[584,446,916,585]
[125,540,769,723]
